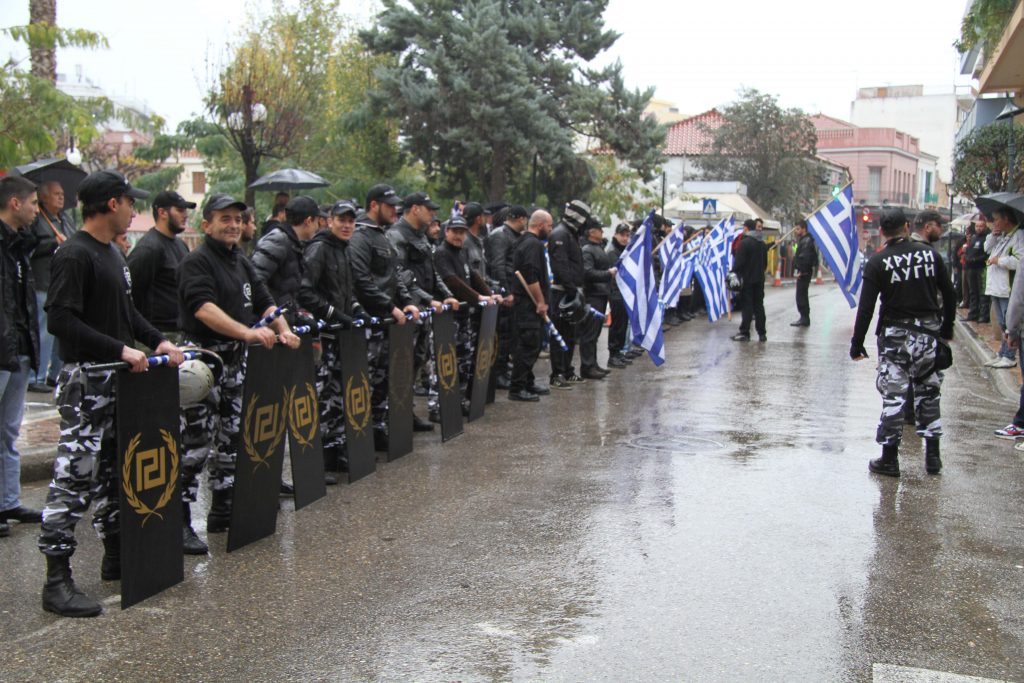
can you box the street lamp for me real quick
[995,97,1024,192]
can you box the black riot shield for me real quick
[431,310,464,441]
[467,304,498,422]
[387,322,415,460]
[337,328,376,482]
[285,337,326,510]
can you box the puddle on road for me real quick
[624,434,726,454]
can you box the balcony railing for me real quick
[852,191,917,208]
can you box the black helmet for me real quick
[556,290,586,323]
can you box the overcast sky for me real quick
[1,0,974,132]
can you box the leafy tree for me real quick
[955,0,1017,62]
[360,0,665,203]
[696,88,818,220]
[952,121,1024,198]
[584,154,658,223]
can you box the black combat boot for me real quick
[182,501,208,555]
[925,438,942,475]
[42,555,102,617]
[322,448,339,486]
[206,489,232,533]
[869,444,900,477]
[100,534,120,581]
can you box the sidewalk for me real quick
[955,308,1022,403]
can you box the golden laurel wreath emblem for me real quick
[287,382,319,450]
[475,335,497,381]
[121,429,179,527]
[243,390,288,470]
[345,372,372,435]
[438,343,459,392]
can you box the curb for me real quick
[954,318,1020,403]
[20,448,55,485]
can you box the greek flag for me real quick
[616,211,665,365]
[658,227,687,307]
[806,184,861,307]
[694,219,730,322]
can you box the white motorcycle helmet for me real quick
[178,348,224,407]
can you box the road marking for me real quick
[872,663,1011,683]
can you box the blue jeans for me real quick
[0,355,30,511]
[35,290,61,383]
[992,296,1013,359]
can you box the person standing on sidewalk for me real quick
[962,217,991,323]
[790,219,817,327]
[996,230,1024,444]
[0,176,43,539]
[983,207,1023,369]
[37,170,185,617]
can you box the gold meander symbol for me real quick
[475,335,497,381]
[438,343,458,392]
[288,383,319,450]
[122,430,179,526]
[243,390,288,470]
[345,372,371,435]
[390,339,414,410]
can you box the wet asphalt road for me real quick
[2,284,1023,682]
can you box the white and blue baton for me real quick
[88,349,202,373]
[253,307,287,328]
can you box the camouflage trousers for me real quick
[875,320,943,446]
[367,328,389,432]
[456,313,477,394]
[38,364,120,557]
[180,341,246,498]
[316,336,348,451]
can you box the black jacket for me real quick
[793,234,818,277]
[0,221,39,372]
[29,208,74,292]
[348,213,413,316]
[732,234,769,287]
[251,222,306,313]
[964,230,989,269]
[485,223,521,294]
[582,240,614,299]
[548,222,584,290]
[606,240,626,302]
[387,218,452,304]
[464,231,492,288]
[298,231,365,324]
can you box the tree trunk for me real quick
[488,142,509,202]
[29,0,57,83]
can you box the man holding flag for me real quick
[731,219,769,342]
[615,211,664,365]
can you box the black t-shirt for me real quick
[852,236,956,344]
[127,228,190,331]
[178,235,276,343]
[46,230,163,362]
[512,232,550,300]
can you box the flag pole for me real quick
[804,181,854,222]
[652,224,708,256]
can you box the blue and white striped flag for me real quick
[658,227,687,307]
[806,184,861,308]
[616,211,665,365]
[694,220,730,322]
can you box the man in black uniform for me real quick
[348,184,420,450]
[486,205,528,389]
[178,193,300,534]
[388,191,458,429]
[790,218,818,327]
[462,202,493,288]
[851,208,955,477]
[731,219,769,342]
[299,200,364,478]
[509,210,554,402]
[962,217,990,322]
[434,215,502,402]
[38,170,185,617]
[548,200,592,387]
[605,223,633,368]
[127,190,195,340]
[580,219,617,378]
[252,195,320,317]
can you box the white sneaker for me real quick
[984,357,1000,367]
[992,357,1017,369]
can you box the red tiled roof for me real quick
[663,109,724,156]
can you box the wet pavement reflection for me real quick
[2,285,1023,682]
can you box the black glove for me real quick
[850,341,868,360]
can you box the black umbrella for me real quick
[975,192,1024,224]
[10,157,87,209]
[248,168,329,192]
[1005,195,1024,226]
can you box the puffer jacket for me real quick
[387,218,452,304]
[485,223,521,293]
[548,222,584,290]
[348,213,413,316]
[606,239,626,302]
[0,220,39,372]
[582,240,613,299]
[298,230,365,324]
[251,222,306,312]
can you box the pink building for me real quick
[811,114,923,209]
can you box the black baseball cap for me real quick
[285,195,320,221]
[615,222,632,234]
[447,215,468,230]
[366,184,402,208]
[507,205,528,220]
[202,193,247,220]
[914,209,947,227]
[462,202,484,224]
[403,192,440,210]
[152,190,196,210]
[77,170,149,205]
[331,200,358,216]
